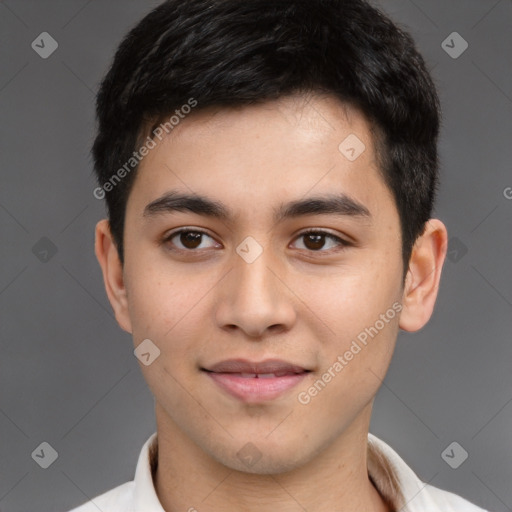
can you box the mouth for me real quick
[201,358,312,403]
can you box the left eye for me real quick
[292,231,346,252]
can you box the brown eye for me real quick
[292,230,347,252]
[180,231,203,249]
[303,233,326,250]
[164,229,219,251]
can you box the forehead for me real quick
[127,93,396,226]
[157,94,375,163]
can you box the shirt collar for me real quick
[367,433,448,511]
[133,432,443,511]
[133,433,165,511]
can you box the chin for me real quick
[228,450,309,475]
[206,435,315,475]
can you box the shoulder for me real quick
[67,481,135,512]
[367,433,490,512]
[422,483,490,512]
[66,433,159,512]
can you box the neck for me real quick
[153,403,390,512]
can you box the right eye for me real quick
[162,228,221,251]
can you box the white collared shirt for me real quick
[68,433,489,512]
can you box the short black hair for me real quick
[92,0,441,272]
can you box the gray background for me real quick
[0,1,511,511]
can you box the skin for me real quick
[95,93,448,512]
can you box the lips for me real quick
[202,358,311,402]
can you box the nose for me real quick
[214,244,297,339]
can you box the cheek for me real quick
[124,255,203,339]
[125,272,209,405]
[294,262,401,342]
[291,257,402,405]
[124,263,219,389]
[294,306,399,434]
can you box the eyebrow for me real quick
[143,190,371,224]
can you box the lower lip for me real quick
[205,371,309,403]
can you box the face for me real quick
[106,94,409,473]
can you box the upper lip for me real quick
[203,358,311,374]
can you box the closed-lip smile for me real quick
[202,358,312,403]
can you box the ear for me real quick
[95,219,133,333]
[399,219,448,332]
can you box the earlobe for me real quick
[95,219,133,334]
[398,219,448,332]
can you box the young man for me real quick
[71,0,489,510]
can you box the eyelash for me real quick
[161,228,350,254]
